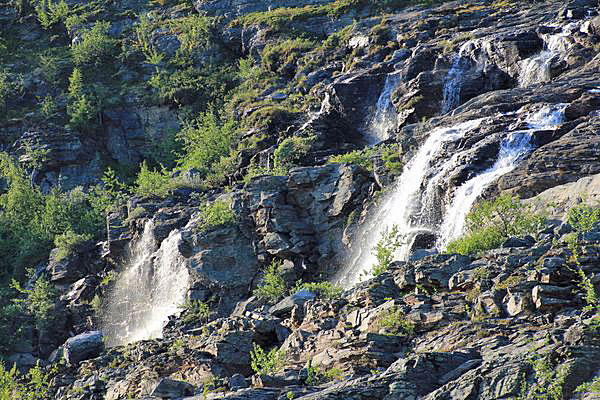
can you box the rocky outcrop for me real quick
[63,331,105,366]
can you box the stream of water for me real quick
[338,104,567,288]
[101,221,189,346]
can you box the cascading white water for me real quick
[339,103,568,288]
[336,118,483,287]
[519,24,578,87]
[437,103,568,247]
[442,41,478,113]
[101,221,190,346]
[368,73,402,143]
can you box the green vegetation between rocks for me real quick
[250,343,285,376]
[0,361,53,400]
[446,194,546,255]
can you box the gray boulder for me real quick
[151,378,194,398]
[63,331,104,366]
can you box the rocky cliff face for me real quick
[1,0,600,398]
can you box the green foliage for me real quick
[237,57,261,81]
[328,148,374,171]
[254,261,286,303]
[250,343,285,375]
[262,39,315,77]
[0,288,22,354]
[67,68,98,131]
[148,64,234,108]
[273,136,313,173]
[519,354,569,400]
[0,154,102,283]
[446,194,545,255]
[13,278,57,332]
[293,281,343,300]
[576,375,600,396]
[0,361,52,400]
[53,230,91,261]
[181,300,210,324]
[87,167,130,215]
[567,203,600,233]
[134,161,172,198]
[177,111,238,176]
[171,15,211,60]
[381,144,404,175]
[35,0,69,30]
[372,225,402,276]
[71,21,117,66]
[0,69,24,112]
[196,199,236,233]
[304,359,345,385]
[373,305,415,336]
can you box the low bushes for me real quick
[446,194,545,255]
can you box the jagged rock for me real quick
[532,284,575,310]
[63,331,104,366]
[103,106,179,166]
[228,374,249,391]
[150,378,194,398]
[269,290,316,317]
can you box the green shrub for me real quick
[250,343,285,375]
[328,148,374,171]
[134,161,172,198]
[273,136,313,173]
[254,261,286,303]
[53,230,91,261]
[304,359,345,385]
[373,305,415,336]
[66,68,98,131]
[36,0,69,30]
[181,300,210,324]
[518,354,570,400]
[13,278,57,332]
[576,375,600,396]
[0,154,102,282]
[262,39,315,77]
[177,111,238,175]
[381,144,404,175]
[0,361,52,400]
[293,281,343,300]
[196,199,236,233]
[567,203,600,233]
[446,194,545,255]
[372,225,402,276]
[170,15,211,60]
[71,21,117,66]
[446,225,505,256]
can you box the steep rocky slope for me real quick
[1,0,600,398]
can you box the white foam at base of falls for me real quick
[518,23,579,87]
[368,73,402,143]
[437,103,568,247]
[101,221,190,346]
[336,118,483,287]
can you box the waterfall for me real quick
[336,118,483,287]
[368,72,402,143]
[101,221,190,346]
[437,103,568,247]
[442,41,477,113]
[518,24,578,87]
[339,103,567,288]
